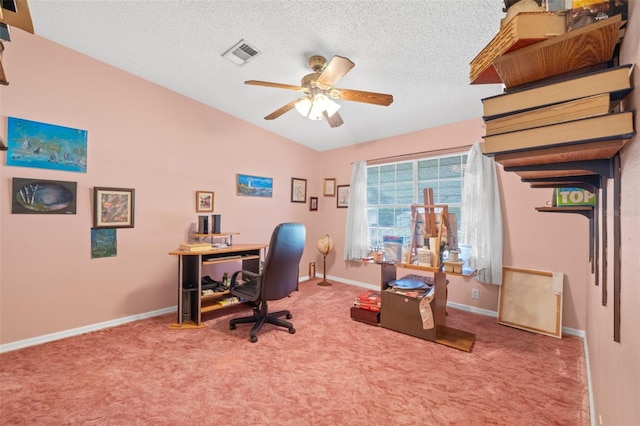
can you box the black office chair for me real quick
[229,222,306,342]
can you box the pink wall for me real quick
[586,2,640,425]
[0,31,321,344]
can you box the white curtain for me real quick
[461,143,503,284]
[344,160,370,260]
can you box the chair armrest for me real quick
[230,270,261,288]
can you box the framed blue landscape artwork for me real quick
[236,174,273,197]
[91,228,117,259]
[6,117,88,173]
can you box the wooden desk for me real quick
[168,244,266,329]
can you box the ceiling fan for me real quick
[245,55,393,128]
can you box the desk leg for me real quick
[169,254,205,330]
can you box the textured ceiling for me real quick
[26,0,507,151]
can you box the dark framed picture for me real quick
[291,177,307,203]
[310,196,318,211]
[93,187,135,228]
[337,185,350,208]
[11,177,77,214]
[323,178,336,196]
[196,190,214,212]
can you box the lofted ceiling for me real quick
[25,0,508,152]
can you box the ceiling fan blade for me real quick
[323,110,344,128]
[338,88,393,106]
[245,80,306,92]
[264,99,299,120]
[317,55,355,87]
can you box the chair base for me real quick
[229,302,295,343]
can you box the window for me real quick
[366,153,467,251]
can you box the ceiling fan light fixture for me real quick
[308,94,330,120]
[295,97,312,117]
[295,94,341,121]
[325,98,341,118]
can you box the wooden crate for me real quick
[350,306,380,325]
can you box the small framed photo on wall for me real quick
[291,178,307,203]
[93,187,135,228]
[323,178,336,197]
[337,185,350,208]
[196,190,214,212]
[310,196,318,211]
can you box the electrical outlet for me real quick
[471,288,479,299]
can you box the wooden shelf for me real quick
[473,12,630,342]
[396,262,476,277]
[489,138,630,169]
[192,232,239,237]
[201,290,230,300]
[492,15,621,89]
[168,321,205,330]
[202,254,259,265]
[201,302,243,314]
[469,12,566,85]
[536,206,593,219]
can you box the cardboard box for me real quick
[443,260,464,274]
[350,306,380,325]
[380,289,436,341]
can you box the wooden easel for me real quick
[405,188,450,270]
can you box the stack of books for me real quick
[491,14,622,89]
[482,63,634,158]
[469,11,567,85]
[179,242,213,252]
[482,15,635,167]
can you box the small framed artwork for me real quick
[291,177,307,203]
[337,185,350,208]
[196,190,214,212]
[91,228,117,259]
[236,174,273,197]
[93,187,135,228]
[323,178,336,197]
[310,196,318,211]
[11,177,77,214]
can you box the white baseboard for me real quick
[0,307,176,353]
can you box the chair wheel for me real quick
[286,313,292,319]
[250,336,258,343]
[289,327,296,334]
[230,324,236,330]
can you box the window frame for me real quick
[366,152,467,252]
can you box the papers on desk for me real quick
[180,242,212,252]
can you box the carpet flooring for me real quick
[0,278,589,425]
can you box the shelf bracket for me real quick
[613,153,621,342]
[601,174,607,305]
